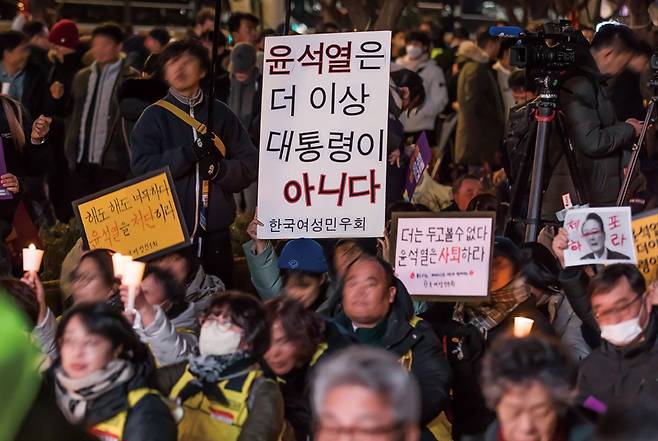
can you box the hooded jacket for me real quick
[577,311,658,406]
[40,359,177,441]
[454,43,505,166]
[324,279,452,431]
[130,92,258,234]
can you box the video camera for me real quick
[490,20,581,70]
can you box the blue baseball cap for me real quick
[277,239,328,274]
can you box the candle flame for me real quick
[28,243,36,250]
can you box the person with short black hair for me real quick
[507,69,537,105]
[153,245,226,313]
[0,30,49,118]
[481,335,593,441]
[577,264,658,406]
[66,22,139,199]
[144,27,170,56]
[228,12,259,46]
[316,21,339,34]
[131,38,258,287]
[493,38,516,116]
[155,291,284,441]
[595,399,658,441]
[198,30,230,103]
[41,303,177,441]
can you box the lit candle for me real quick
[112,253,133,279]
[122,261,145,312]
[22,243,44,273]
[513,317,534,338]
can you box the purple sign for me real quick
[0,138,11,200]
[403,131,432,202]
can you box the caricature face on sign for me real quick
[563,207,636,267]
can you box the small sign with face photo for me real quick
[563,206,637,267]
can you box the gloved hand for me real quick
[192,133,215,160]
[199,155,220,181]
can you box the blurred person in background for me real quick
[228,12,259,46]
[66,23,139,198]
[42,303,177,441]
[228,42,261,217]
[22,21,50,73]
[395,31,448,144]
[46,19,84,222]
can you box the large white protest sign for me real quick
[392,213,495,301]
[564,206,637,267]
[257,31,391,239]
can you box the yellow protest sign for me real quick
[73,168,190,259]
[632,209,658,285]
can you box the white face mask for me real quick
[406,45,423,60]
[199,321,242,356]
[600,304,644,346]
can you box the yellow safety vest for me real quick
[170,368,262,441]
[400,316,453,441]
[89,388,159,441]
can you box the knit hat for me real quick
[48,19,79,50]
[230,42,256,74]
[494,236,521,269]
[277,239,328,274]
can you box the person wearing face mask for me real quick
[155,292,284,441]
[395,31,448,144]
[576,264,658,407]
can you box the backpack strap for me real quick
[155,99,227,157]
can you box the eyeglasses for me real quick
[594,296,641,322]
[315,422,403,440]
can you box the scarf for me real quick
[453,277,529,336]
[169,87,203,108]
[179,351,255,404]
[55,359,134,424]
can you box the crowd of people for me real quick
[0,6,657,441]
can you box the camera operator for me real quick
[554,23,642,208]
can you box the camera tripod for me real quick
[616,75,658,206]
[504,71,588,242]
